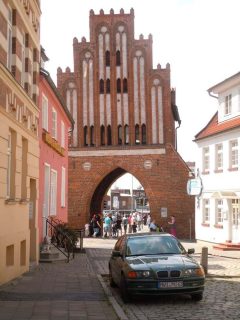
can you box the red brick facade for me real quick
[57,9,195,239]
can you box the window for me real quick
[21,33,25,87]
[107,125,112,145]
[215,144,223,171]
[6,245,14,266]
[90,125,94,146]
[21,138,28,200]
[50,170,57,215]
[118,125,122,144]
[224,94,232,115]
[61,121,65,148]
[61,167,66,207]
[202,147,210,173]
[42,95,48,131]
[229,140,238,169]
[232,199,240,226]
[84,126,88,146]
[105,50,110,66]
[142,124,147,144]
[52,108,57,139]
[7,6,12,70]
[202,199,210,223]
[117,78,121,93]
[123,78,128,93]
[124,125,129,144]
[99,79,104,94]
[106,79,110,93]
[116,50,121,66]
[7,130,16,199]
[216,199,223,224]
[100,125,105,145]
[135,124,140,144]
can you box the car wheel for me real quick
[191,293,203,301]
[109,267,117,287]
[120,274,131,303]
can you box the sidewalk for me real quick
[0,252,118,320]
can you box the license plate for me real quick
[158,281,183,288]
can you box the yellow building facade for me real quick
[0,0,41,285]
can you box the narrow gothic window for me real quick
[135,124,140,144]
[100,125,105,145]
[124,125,129,144]
[84,126,88,146]
[106,79,110,93]
[99,79,104,94]
[105,50,110,66]
[90,125,94,146]
[117,78,121,93]
[116,50,121,66]
[142,124,146,144]
[118,125,122,145]
[123,78,128,93]
[107,125,112,145]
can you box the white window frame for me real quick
[52,108,57,140]
[50,169,57,215]
[215,143,223,171]
[7,6,12,70]
[61,167,66,207]
[232,199,240,226]
[202,146,210,172]
[224,94,232,115]
[229,139,238,169]
[202,199,210,223]
[61,121,65,148]
[216,199,223,224]
[42,95,48,131]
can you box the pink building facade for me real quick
[39,68,74,243]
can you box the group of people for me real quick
[147,215,177,237]
[86,212,177,238]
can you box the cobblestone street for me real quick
[85,236,240,320]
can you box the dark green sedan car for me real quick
[109,233,205,302]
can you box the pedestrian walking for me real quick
[91,213,101,237]
[122,214,128,234]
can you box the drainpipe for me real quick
[175,119,181,151]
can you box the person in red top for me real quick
[168,215,177,237]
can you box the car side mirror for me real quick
[112,250,122,257]
[188,248,195,254]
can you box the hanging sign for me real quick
[187,178,203,196]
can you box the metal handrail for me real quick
[46,218,75,262]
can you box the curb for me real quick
[97,274,129,320]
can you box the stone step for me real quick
[39,245,68,263]
[213,243,240,251]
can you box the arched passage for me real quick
[89,167,127,216]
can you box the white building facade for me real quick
[194,72,240,245]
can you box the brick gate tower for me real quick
[57,8,195,238]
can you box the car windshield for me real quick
[125,235,186,256]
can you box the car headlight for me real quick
[127,270,152,278]
[182,266,205,277]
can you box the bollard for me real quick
[200,246,208,274]
[80,230,83,251]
